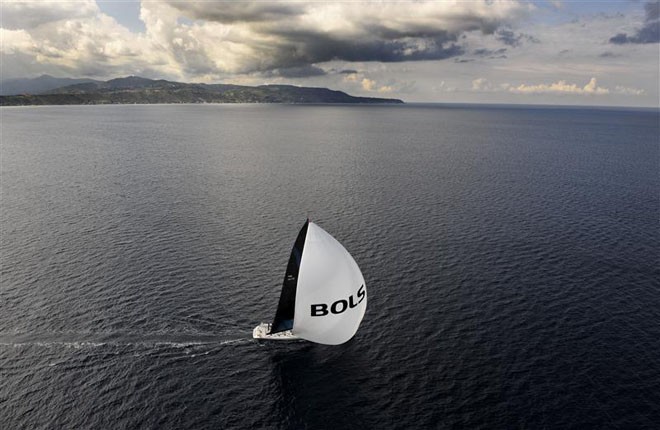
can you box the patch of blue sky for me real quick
[97,0,145,33]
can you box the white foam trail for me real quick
[219,338,252,345]
[0,336,253,350]
[1,341,107,349]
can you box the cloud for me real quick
[148,0,530,72]
[360,77,393,93]
[2,19,153,75]
[471,77,511,92]
[472,78,644,96]
[342,71,407,94]
[0,0,98,30]
[0,0,532,80]
[163,2,303,24]
[260,65,327,78]
[0,0,168,78]
[495,28,539,47]
[610,2,659,44]
[509,77,610,94]
[614,85,645,95]
[470,77,640,97]
[0,28,33,54]
[472,78,492,91]
[473,48,507,57]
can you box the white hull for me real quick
[252,323,299,341]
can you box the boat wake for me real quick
[0,332,254,350]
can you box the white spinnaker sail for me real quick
[292,222,367,345]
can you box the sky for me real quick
[1,0,658,106]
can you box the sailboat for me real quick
[253,220,367,345]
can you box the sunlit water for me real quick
[1,104,658,429]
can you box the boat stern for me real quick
[252,322,299,341]
[253,323,271,339]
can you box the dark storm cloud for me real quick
[165,2,304,23]
[155,0,525,72]
[610,2,660,44]
[264,30,465,68]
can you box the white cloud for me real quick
[342,71,397,94]
[0,28,33,54]
[472,77,493,91]
[469,77,643,98]
[614,85,645,95]
[510,78,610,95]
[361,78,393,93]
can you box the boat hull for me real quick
[252,323,299,341]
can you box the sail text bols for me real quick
[310,285,366,316]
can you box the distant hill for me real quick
[0,75,100,96]
[0,76,403,105]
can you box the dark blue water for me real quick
[1,104,658,429]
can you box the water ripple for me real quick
[1,104,658,429]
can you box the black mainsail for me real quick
[270,220,309,334]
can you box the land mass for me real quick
[0,76,403,106]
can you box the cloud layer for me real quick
[471,77,643,96]
[1,0,530,78]
[511,78,611,95]
[168,0,529,69]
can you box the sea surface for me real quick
[1,104,658,429]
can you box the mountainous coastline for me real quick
[0,76,403,106]
[0,75,100,96]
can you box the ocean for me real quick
[1,104,658,429]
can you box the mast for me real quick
[270,219,309,334]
